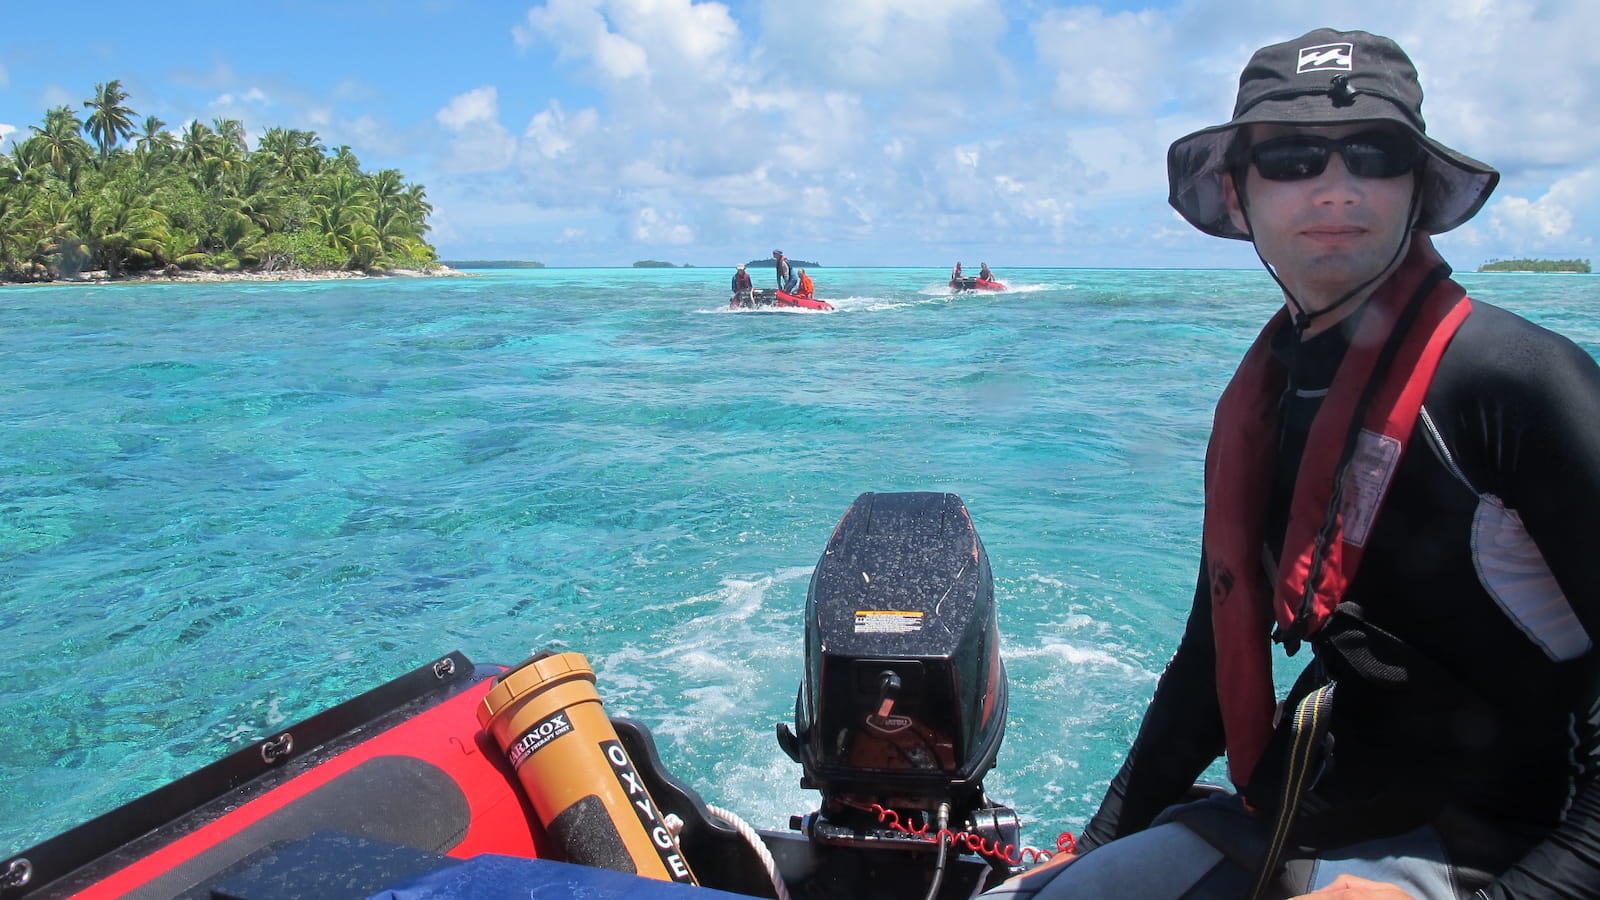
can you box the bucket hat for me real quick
[1168,28,1499,240]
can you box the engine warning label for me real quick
[854,610,924,634]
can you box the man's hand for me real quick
[1291,874,1419,899]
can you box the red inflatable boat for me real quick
[730,288,833,311]
[950,277,1005,292]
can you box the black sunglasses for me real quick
[1248,131,1422,181]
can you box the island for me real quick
[1477,258,1591,273]
[1,79,441,284]
[443,260,545,269]
[745,258,820,268]
[633,260,694,268]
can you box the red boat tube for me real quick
[774,290,834,311]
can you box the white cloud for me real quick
[413,0,1600,265]
[763,0,1004,91]
[437,87,517,173]
[0,124,14,148]
[437,86,501,130]
[516,0,651,82]
[630,206,695,244]
[1486,167,1600,247]
[212,88,269,107]
[1033,7,1176,119]
[522,100,599,160]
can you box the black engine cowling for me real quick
[779,492,1011,844]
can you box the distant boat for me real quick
[730,288,834,311]
[950,276,1006,293]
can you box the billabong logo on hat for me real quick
[1297,43,1353,74]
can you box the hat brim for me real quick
[1168,93,1499,240]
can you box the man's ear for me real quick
[1223,171,1251,237]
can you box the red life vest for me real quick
[1202,233,1471,789]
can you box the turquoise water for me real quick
[3,266,1597,856]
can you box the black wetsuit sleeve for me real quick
[1469,324,1600,636]
[1485,779,1600,899]
[1423,308,1600,898]
[1457,324,1600,898]
[1079,560,1227,851]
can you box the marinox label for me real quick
[507,710,573,769]
[601,739,696,883]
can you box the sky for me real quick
[1,0,1596,269]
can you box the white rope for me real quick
[705,804,793,900]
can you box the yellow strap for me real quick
[1249,682,1335,900]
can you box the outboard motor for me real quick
[778,492,1019,878]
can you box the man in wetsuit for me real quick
[988,28,1600,900]
[773,250,793,293]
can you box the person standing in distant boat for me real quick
[796,268,815,299]
[731,263,753,307]
[773,250,795,293]
[988,27,1600,900]
[979,262,995,283]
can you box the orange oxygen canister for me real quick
[476,651,698,885]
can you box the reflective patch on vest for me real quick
[1339,429,1402,548]
[1472,494,1592,661]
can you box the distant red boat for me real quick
[951,276,1006,292]
[730,288,833,311]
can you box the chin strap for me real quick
[1236,174,1425,337]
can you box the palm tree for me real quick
[326,145,362,175]
[5,138,51,188]
[233,164,287,233]
[86,183,170,276]
[254,127,326,185]
[3,78,443,281]
[212,118,247,164]
[83,80,137,162]
[29,106,91,182]
[312,172,375,268]
[178,120,215,169]
[134,115,176,166]
[400,183,433,230]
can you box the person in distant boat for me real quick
[731,263,753,307]
[978,262,995,283]
[950,262,963,288]
[988,27,1600,900]
[796,268,815,299]
[773,250,794,293]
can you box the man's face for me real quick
[1224,122,1420,317]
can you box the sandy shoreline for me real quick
[0,265,474,287]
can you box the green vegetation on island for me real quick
[0,79,438,283]
[745,258,820,268]
[1477,258,1591,273]
[633,260,694,268]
